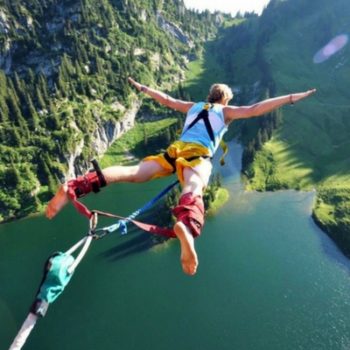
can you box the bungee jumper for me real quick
[46,78,316,275]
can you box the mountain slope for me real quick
[0,0,226,222]
[210,0,350,255]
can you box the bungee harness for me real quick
[184,103,216,146]
[164,103,228,169]
[163,104,215,173]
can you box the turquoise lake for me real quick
[1,141,350,350]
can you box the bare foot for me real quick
[174,221,198,275]
[45,184,69,219]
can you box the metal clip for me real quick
[90,227,108,240]
[89,212,98,233]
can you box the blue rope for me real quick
[98,180,179,235]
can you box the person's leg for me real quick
[173,167,206,275]
[45,160,165,219]
[102,161,166,184]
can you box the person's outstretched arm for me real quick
[128,77,194,114]
[224,89,316,122]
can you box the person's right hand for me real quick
[128,77,143,92]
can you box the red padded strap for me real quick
[125,219,176,238]
[67,187,93,219]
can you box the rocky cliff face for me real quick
[0,10,13,73]
[66,99,141,178]
[156,12,194,48]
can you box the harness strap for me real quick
[91,159,107,187]
[67,174,180,237]
[92,210,176,238]
[163,152,211,174]
[67,186,93,219]
[67,192,176,237]
[163,152,176,173]
[184,103,215,146]
[219,139,228,166]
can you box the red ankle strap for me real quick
[67,160,107,198]
[68,171,106,199]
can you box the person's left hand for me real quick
[291,88,317,103]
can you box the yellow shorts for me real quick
[143,141,213,186]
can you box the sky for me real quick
[183,0,271,16]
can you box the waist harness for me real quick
[163,152,210,174]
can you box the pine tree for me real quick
[80,0,90,23]
[74,59,83,78]
[0,107,5,123]
[26,94,39,130]
[38,74,50,104]
[27,68,36,87]
[0,96,9,119]
[94,55,104,75]
[13,72,25,94]
[77,42,89,64]
[5,163,21,188]
[7,79,20,105]
[0,70,8,97]
[57,66,68,97]
[0,127,5,144]
[8,127,22,147]
[13,73,28,114]
[54,83,62,99]
[7,90,26,128]
[36,86,47,110]
[47,172,57,195]
[61,53,75,78]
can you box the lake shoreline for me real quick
[244,178,350,261]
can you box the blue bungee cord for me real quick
[93,179,179,236]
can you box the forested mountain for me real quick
[211,0,350,255]
[2,0,350,258]
[0,0,226,221]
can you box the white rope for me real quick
[67,235,93,274]
[66,213,98,273]
[9,313,38,350]
[9,214,98,350]
[65,236,88,256]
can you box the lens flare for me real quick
[313,34,349,64]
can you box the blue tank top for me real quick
[180,102,227,156]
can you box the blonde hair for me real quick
[207,84,233,103]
